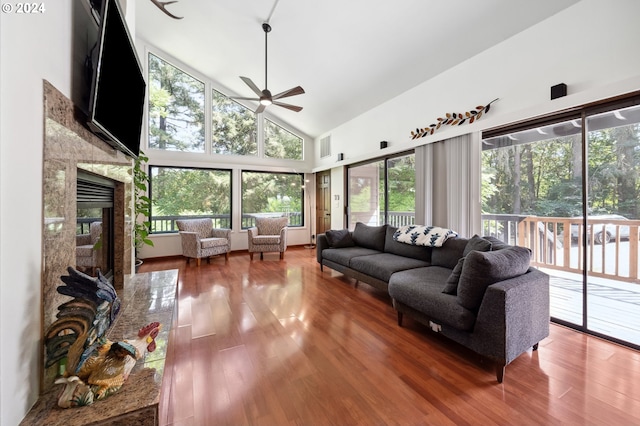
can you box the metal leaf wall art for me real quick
[410,98,499,140]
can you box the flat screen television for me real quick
[87,0,145,159]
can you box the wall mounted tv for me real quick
[87,0,145,159]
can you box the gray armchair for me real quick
[248,217,288,260]
[76,221,102,275]
[176,218,231,266]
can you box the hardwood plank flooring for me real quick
[139,247,640,425]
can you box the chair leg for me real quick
[186,257,190,265]
[260,252,264,260]
[397,311,403,327]
[533,343,539,351]
[196,258,201,267]
[250,253,254,260]
[207,257,211,264]
[280,252,284,260]
[225,252,229,261]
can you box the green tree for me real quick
[148,54,205,152]
[264,119,303,160]
[211,89,257,155]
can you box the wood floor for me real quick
[140,247,640,425]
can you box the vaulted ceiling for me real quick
[135,0,580,139]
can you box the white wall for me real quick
[0,2,73,424]
[314,0,640,224]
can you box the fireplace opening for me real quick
[76,171,115,280]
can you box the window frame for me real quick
[240,170,305,229]
[148,165,233,233]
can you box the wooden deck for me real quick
[548,271,640,346]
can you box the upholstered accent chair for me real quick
[76,221,102,275]
[176,218,231,266]
[248,217,288,260]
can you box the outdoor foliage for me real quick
[150,167,231,217]
[148,54,205,152]
[211,89,257,156]
[482,121,640,220]
[241,172,303,222]
[264,119,303,160]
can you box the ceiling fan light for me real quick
[260,98,273,106]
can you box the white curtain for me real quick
[414,133,482,237]
[414,143,433,225]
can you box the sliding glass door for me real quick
[482,98,640,348]
[347,152,415,230]
[585,104,640,345]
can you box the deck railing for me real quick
[482,214,640,284]
[149,212,303,233]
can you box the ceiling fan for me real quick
[233,22,305,113]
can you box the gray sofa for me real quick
[317,222,550,382]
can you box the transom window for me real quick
[147,52,304,160]
[264,119,303,160]
[147,53,205,152]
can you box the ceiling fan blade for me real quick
[255,104,267,114]
[240,76,263,97]
[273,101,303,112]
[272,86,305,101]
[229,96,260,101]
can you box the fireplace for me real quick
[42,80,133,390]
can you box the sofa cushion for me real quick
[325,229,355,248]
[352,222,387,251]
[457,246,532,311]
[482,235,510,250]
[442,235,493,294]
[389,266,477,331]
[200,237,229,249]
[322,247,381,267]
[384,226,431,262]
[349,253,430,282]
[430,237,468,269]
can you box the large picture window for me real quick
[211,89,257,156]
[264,119,303,160]
[241,171,303,228]
[149,166,232,232]
[148,53,205,152]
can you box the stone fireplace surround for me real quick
[42,80,133,390]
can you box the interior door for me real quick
[316,170,331,235]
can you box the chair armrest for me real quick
[248,227,258,238]
[280,226,288,249]
[316,233,329,263]
[473,268,550,364]
[178,231,200,258]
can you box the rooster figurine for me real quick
[55,321,162,407]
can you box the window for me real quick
[241,171,303,228]
[264,119,303,160]
[211,89,257,156]
[347,152,415,229]
[149,166,232,232]
[148,53,205,152]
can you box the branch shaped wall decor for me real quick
[410,98,499,140]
